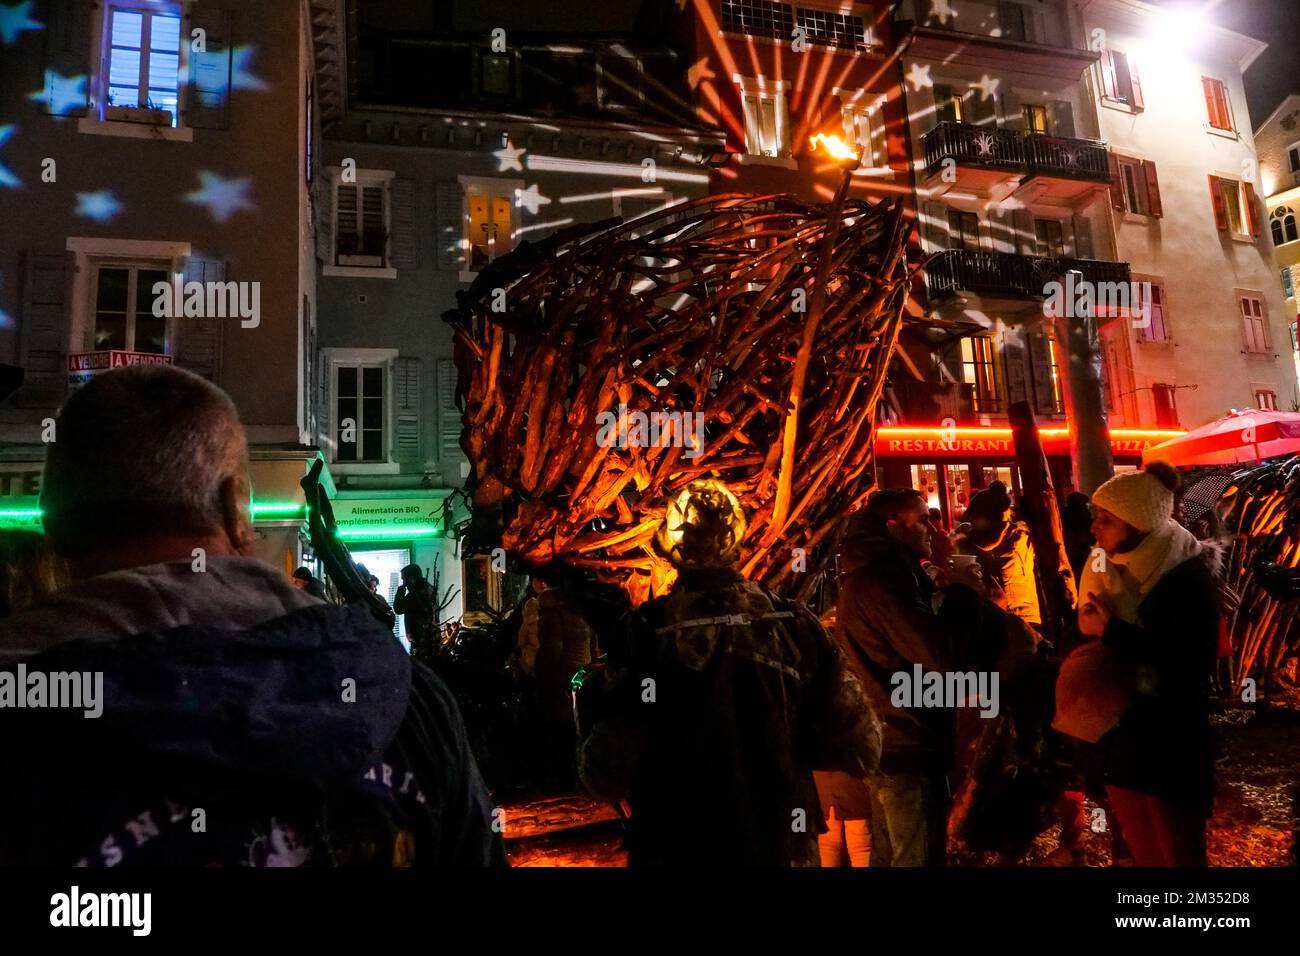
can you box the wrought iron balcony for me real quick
[923,122,1111,183]
[925,250,1131,301]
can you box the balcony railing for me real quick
[1023,133,1111,181]
[923,122,1111,182]
[926,250,1131,300]
[923,122,1024,175]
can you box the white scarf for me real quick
[1077,518,1203,624]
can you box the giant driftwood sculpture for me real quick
[1218,456,1300,691]
[444,192,911,605]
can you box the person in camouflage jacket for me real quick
[578,480,881,866]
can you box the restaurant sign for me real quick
[876,427,1184,459]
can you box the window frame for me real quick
[1254,387,1279,411]
[1117,157,1149,216]
[1238,292,1271,355]
[322,347,400,472]
[457,175,524,283]
[1201,76,1235,134]
[82,0,194,141]
[958,335,1001,414]
[1271,206,1298,246]
[1099,48,1143,112]
[834,87,892,176]
[1133,278,1170,344]
[947,210,983,252]
[85,259,175,355]
[733,75,794,167]
[333,362,388,464]
[325,167,397,279]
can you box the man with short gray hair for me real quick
[0,365,504,867]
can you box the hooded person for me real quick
[577,479,881,866]
[1056,461,1219,867]
[0,366,504,867]
[957,481,1041,627]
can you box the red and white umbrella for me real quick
[1141,409,1300,466]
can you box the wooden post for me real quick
[1008,400,1079,641]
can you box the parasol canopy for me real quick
[1141,409,1300,467]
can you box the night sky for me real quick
[1153,0,1300,127]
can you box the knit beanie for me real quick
[1090,470,1174,533]
[965,480,1011,524]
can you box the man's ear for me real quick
[219,474,256,555]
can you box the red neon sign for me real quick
[875,425,1186,459]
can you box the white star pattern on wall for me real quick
[230,46,269,92]
[906,63,933,92]
[970,75,1000,102]
[928,0,957,24]
[494,143,525,172]
[29,70,86,115]
[0,1,41,44]
[0,125,18,188]
[515,184,551,215]
[76,190,123,222]
[183,171,255,222]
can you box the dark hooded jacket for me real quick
[835,511,990,774]
[0,558,504,867]
[579,567,881,866]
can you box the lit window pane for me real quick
[150,15,181,52]
[108,49,142,96]
[148,52,179,94]
[110,11,143,49]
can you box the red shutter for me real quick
[1143,160,1162,218]
[1209,175,1229,231]
[1109,152,1125,211]
[1128,56,1144,110]
[1243,181,1261,236]
[1100,51,1118,100]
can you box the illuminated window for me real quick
[335,364,386,463]
[334,181,389,268]
[1281,266,1294,301]
[1202,76,1233,132]
[1034,219,1064,257]
[1117,158,1149,215]
[736,78,791,159]
[1290,144,1300,173]
[1239,294,1270,354]
[933,84,965,124]
[1220,178,1243,234]
[102,3,182,123]
[948,210,981,251]
[957,336,1000,413]
[1099,49,1143,110]
[720,0,872,50]
[836,90,887,167]
[464,185,515,274]
[1271,206,1298,246]
[91,263,170,354]
[1022,103,1048,134]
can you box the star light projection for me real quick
[493,142,525,172]
[229,46,269,92]
[29,70,87,116]
[906,62,933,92]
[0,1,42,45]
[0,125,18,188]
[0,271,12,330]
[970,75,1000,102]
[515,183,551,215]
[183,171,254,222]
[76,190,123,222]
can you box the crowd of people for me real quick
[0,364,1230,867]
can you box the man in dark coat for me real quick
[394,564,440,658]
[579,480,881,866]
[835,487,1000,866]
[0,366,504,867]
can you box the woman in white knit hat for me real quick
[1067,461,1219,866]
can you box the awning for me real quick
[1141,410,1300,466]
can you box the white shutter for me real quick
[336,183,358,258]
[393,356,422,464]
[437,358,468,480]
[176,257,224,381]
[390,179,416,269]
[435,181,466,272]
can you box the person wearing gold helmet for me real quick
[578,479,881,866]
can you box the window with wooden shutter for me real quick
[1141,161,1162,218]
[175,257,223,380]
[1202,76,1233,131]
[185,2,233,130]
[1242,182,1261,236]
[1107,152,1125,211]
[389,179,416,269]
[330,169,393,271]
[435,181,467,272]
[1134,281,1169,343]
[1152,384,1179,428]
[1127,56,1144,109]
[16,251,71,409]
[43,0,91,117]
[1209,175,1229,231]
[1099,51,1118,100]
[1101,50,1141,110]
[1239,294,1269,354]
